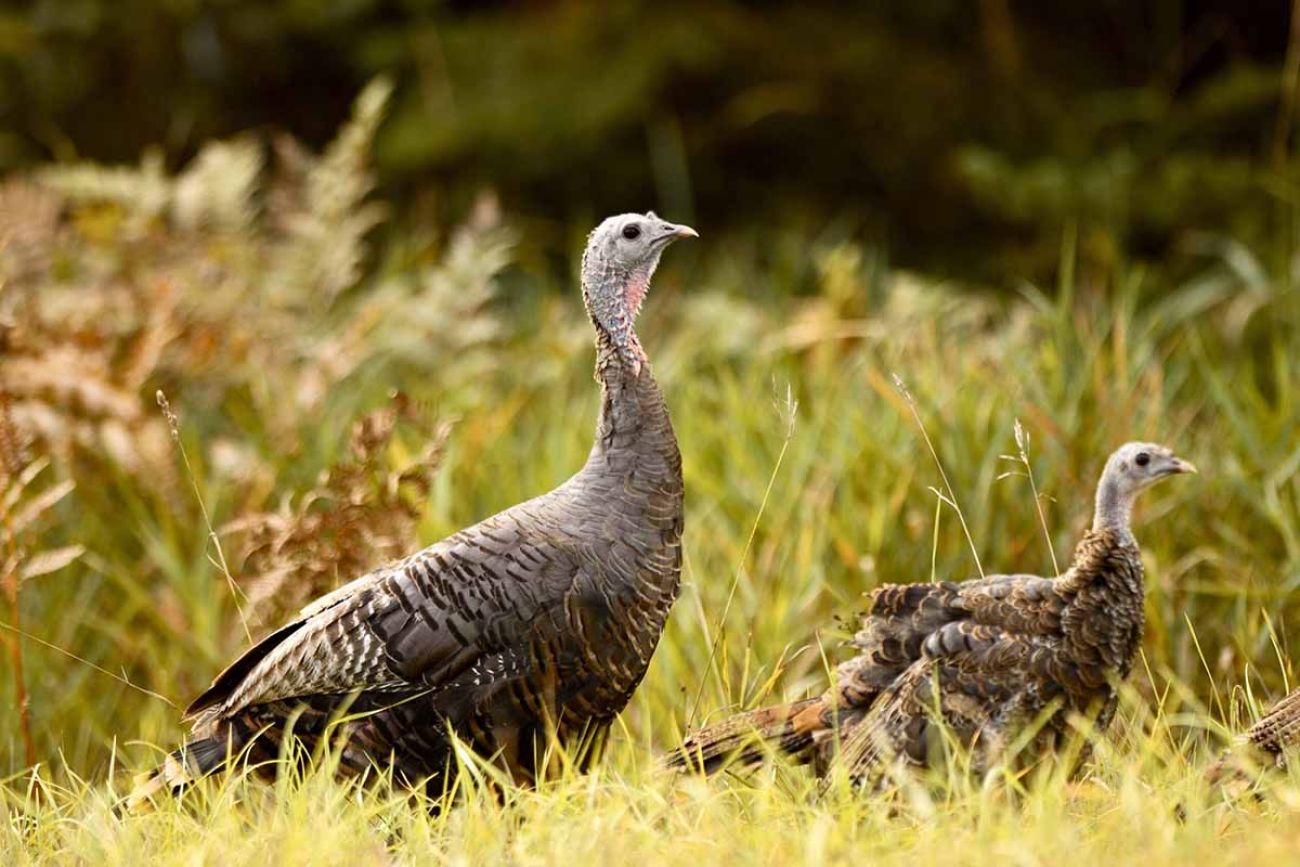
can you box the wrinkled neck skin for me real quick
[584,259,651,376]
[1091,473,1136,547]
[582,263,676,464]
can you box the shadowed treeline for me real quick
[3,1,1297,283]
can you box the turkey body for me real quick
[1208,684,1300,781]
[823,529,1144,780]
[670,441,1194,786]
[130,212,693,807]
[187,366,681,789]
[673,530,1144,784]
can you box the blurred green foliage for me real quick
[2,1,1296,283]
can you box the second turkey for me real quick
[670,441,1196,788]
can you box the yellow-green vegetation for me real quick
[3,85,1300,864]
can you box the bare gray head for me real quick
[1093,441,1196,537]
[581,211,697,375]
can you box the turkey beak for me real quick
[1162,456,1197,476]
[656,222,698,244]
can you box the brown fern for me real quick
[222,395,452,629]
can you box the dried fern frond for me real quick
[334,191,516,385]
[0,180,62,284]
[37,149,171,237]
[266,77,393,309]
[1,77,507,659]
[222,394,452,628]
[172,137,263,235]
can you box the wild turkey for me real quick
[670,442,1195,786]
[1206,686,1300,786]
[128,212,696,809]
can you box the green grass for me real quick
[6,728,1300,867]
[4,99,1300,862]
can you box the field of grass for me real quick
[3,88,1300,863]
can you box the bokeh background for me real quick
[1,0,1298,793]
[5,0,1299,283]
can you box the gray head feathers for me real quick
[580,212,696,374]
[1092,441,1196,536]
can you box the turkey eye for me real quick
[622,225,641,240]
[1135,452,1150,467]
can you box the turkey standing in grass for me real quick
[669,442,1195,787]
[129,212,696,809]
[1241,690,1300,768]
[1206,685,1300,786]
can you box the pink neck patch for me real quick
[624,270,650,317]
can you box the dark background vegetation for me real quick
[4,0,1297,285]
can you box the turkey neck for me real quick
[588,326,680,476]
[1061,524,1146,675]
[1091,474,1137,547]
[1076,469,1144,596]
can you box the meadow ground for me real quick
[3,92,1300,863]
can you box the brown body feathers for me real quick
[670,443,1194,787]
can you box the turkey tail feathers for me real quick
[668,697,826,774]
[123,735,240,814]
